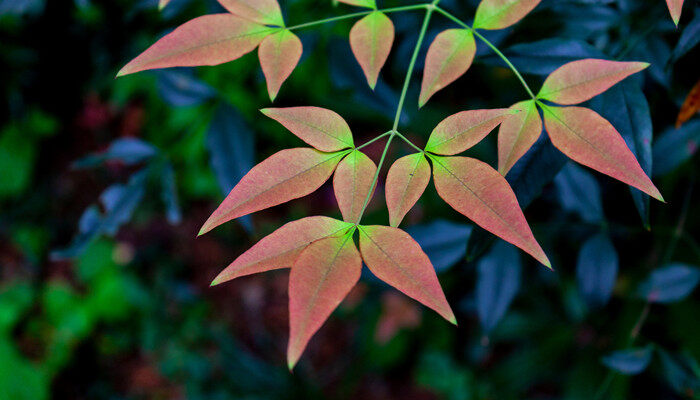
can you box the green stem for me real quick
[355,130,392,150]
[287,4,427,31]
[394,131,424,152]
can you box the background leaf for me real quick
[652,119,700,176]
[155,69,216,107]
[554,162,603,223]
[406,220,472,273]
[576,233,618,308]
[602,346,653,375]
[638,263,700,303]
[476,240,522,333]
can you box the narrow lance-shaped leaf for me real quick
[542,105,663,201]
[385,153,431,227]
[212,216,352,285]
[336,0,376,8]
[676,78,700,128]
[419,29,476,107]
[665,0,684,26]
[426,108,511,155]
[200,148,349,235]
[259,29,303,101]
[498,100,542,175]
[537,59,649,105]
[218,0,285,26]
[288,232,362,369]
[358,225,456,324]
[473,0,542,30]
[333,150,377,222]
[261,107,354,152]
[430,155,550,267]
[117,15,271,77]
[350,11,395,89]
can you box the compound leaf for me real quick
[385,153,431,227]
[498,100,542,175]
[117,14,271,76]
[259,29,303,101]
[419,29,476,107]
[426,109,511,155]
[261,106,354,151]
[218,0,284,26]
[350,11,395,90]
[333,150,377,222]
[473,0,542,30]
[537,59,648,105]
[358,225,456,324]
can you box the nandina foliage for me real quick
[118,0,665,368]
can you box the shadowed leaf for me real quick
[406,220,472,272]
[259,29,302,101]
[652,119,700,176]
[576,233,618,308]
[602,346,653,375]
[333,150,377,222]
[498,100,542,175]
[477,240,521,333]
[386,153,430,227]
[419,29,476,107]
[554,162,603,223]
[261,107,354,151]
[677,78,700,128]
[473,0,542,30]
[426,109,511,155]
[218,0,284,26]
[638,264,700,303]
[350,11,394,89]
[158,0,171,10]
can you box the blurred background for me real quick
[1,0,699,398]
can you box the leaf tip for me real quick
[449,315,458,326]
[197,224,211,237]
[287,354,299,371]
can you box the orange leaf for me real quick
[117,14,270,77]
[676,78,700,128]
[542,105,663,201]
[211,216,353,285]
[498,100,542,175]
[665,0,684,26]
[425,109,512,155]
[288,233,362,369]
[385,153,431,227]
[199,148,349,235]
[430,155,550,267]
[333,150,378,222]
[259,29,303,101]
[473,0,542,30]
[350,11,395,89]
[218,0,284,26]
[358,225,456,324]
[419,29,476,107]
[261,107,355,152]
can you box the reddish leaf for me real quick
[430,155,550,267]
[498,100,542,175]
[676,78,700,128]
[259,29,303,101]
[665,0,684,25]
[425,109,512,155]
[385,153,431,227]
[288,233,362,369]
[337,0,376,8]
[199,148,349,235]
[473,0,542,30]
[212,216,352,285]
[542,105,663,201]
[419,29,476,107]
[333,150,378,222]
[350,11,395,89]
[537,59,649,105]
[218,0,284,26]
[358,225,456,323]
[261,107,355,152]
[117,14,270,77]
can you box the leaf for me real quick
[670,13,700,62]
[506,134,567,207]
[199,148,348,235]
[358,225,456,324]
[677,78,700,128]
[430,155,550,267]
[73,138,158,168]
[336,0,376,8]
[385,153,431,227]
[158,0,171,10]
[261,106,354,152]
[212,216,352,285]
[476,240,522,333]
[217,0,284,26]
[349,11,395,90]
[657,349,700,396]
[665,0,684,26]
[576,233,618,308]
[652,119,700,176]
[554,162,603,223]
[333,150,377,222]
[155,69,216,107]
[426,109,511,155]
[638,263,700,303]
[419,29,476,107]
[405,220,472,273]
[117,14,271,77]
[542,105,663,201]
[602,346,653,375]
[258,29,302,101]
[537,59,648,105]
[473,0,542,30]
[498,100,542,175]
[287,232,362,369]
[160,162,182,224]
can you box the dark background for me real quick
[1,0,699,398]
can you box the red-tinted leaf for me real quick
[676,78,700,128]
[425,109,512,155]
[542,105,663,201]
[337,0,376,8]
[218,0,284,26]
[212,216,352,285]
[350,11,395,89]
[259,29,303,101]
[665,0,684,25]
[288,233,362,369]
[261,107,355,152]
[117,14,270,77]
[430,155,550,267]
[385,153,431,227]
[358,225,456,323]
[333,150,378,222]
[419,29,476,107]
[200,148,348,235]
[537,59,649,105]
[473,0,542,30]
[498,100,542,175]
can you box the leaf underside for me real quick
[385,153,431,227]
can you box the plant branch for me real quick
[287,4,427,31]
[394,131,424,152]
[355,130,392,150]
